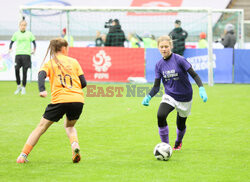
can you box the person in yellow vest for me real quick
[198,32,208,48]
[16,37,87,163]
[128,33,140,48]
[136,32,157,48]
[62,28,74,47]
[141,32,153,48]
[150,34,158,48]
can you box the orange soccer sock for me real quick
[21,144,33,156]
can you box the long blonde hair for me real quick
[41,38,69,75]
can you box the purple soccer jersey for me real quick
[155,53,193,102]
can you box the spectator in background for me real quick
[105,19,126,47]
[127,33,140,48]
[141,32,153,48]
[217,24,236,48]
[95,31,104,47]
[101,34,107,45]
[169,20,188,56]
[150,34,158,48]
[136,32,157,48]
[198,32,208,48]
[62,28,74,47]
[136,32,151,48]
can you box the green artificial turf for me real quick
[0,81,249,182]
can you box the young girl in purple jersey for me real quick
[142,35,207,150]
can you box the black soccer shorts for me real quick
[43,102,84,122]
[15,55,31,69]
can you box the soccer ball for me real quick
[153,142,173,161]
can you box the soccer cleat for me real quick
[16,153,28,163]
[14,86,22,95]
[173,142,182,150]
[72,148,81,163]
[21,87,26,95]
[71,142,81,163]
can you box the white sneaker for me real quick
[14,85,22,95]
[21,87,26,95]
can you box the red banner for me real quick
[128,0,183,16]
[69,47,145,82]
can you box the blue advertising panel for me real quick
[145,48,233,83]
[234,49,250,83]
[213,49,233,83]
[185,48,233,83]
[184,49,209,83]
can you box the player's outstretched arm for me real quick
[38,70,47,97]
[79,75,87,89]
[142,78,160,106]
[187,67,207,102]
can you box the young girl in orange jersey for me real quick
[16,38,87,163]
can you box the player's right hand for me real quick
[142,95,151,106]
[39,91,47,98]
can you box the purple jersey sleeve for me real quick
[178,57,192,71]
[155,63,162,79]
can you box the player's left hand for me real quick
[199,87,207,102]
[142,95,151,106]
[39,91,47,98]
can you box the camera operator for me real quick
[104,19,126,47]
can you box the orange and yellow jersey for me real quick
[40,54,84,104]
